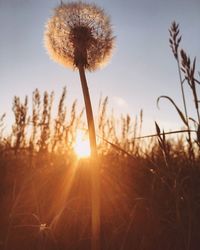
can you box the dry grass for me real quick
[0,22,200,250]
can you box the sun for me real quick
[74,130,91,158]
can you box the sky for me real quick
[0,0,200,135]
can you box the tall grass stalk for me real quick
[169,22,193,158]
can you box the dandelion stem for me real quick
[78,65,97,156]
[78,64,100,250]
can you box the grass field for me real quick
[0,22,200,250]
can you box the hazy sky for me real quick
[0,0,200,134]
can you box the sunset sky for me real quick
[0,0,200,134]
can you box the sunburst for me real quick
[74,130,91,158]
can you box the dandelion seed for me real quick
[39,223,47,232]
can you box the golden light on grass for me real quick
[74,130,91,158]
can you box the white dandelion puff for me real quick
[44,1,114,71]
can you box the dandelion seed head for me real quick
[44,1,115,71]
